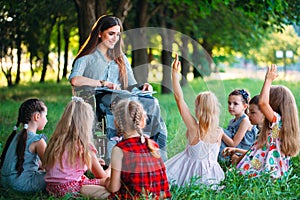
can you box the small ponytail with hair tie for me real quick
[23,124,28,130]
[140,134,145,143]
[72,96,84,102]
[1,123,19,169]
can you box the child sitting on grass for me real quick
[103,99,171,199]
[219,88,258,162]
[42,97,110,199]
[0,98,48,193]
[236,64,300,178]
[222,95,264,165]
[165,53,224,188]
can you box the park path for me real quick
[213,67,300,81]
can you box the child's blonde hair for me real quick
[112,99,160,158]
[43,98,95,169]
[258,85,300,157]
[195,91,220,139]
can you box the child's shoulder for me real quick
[117,137,139,146]
[27,132,47,143]
[269,112,282,128]
[240,114,251,123]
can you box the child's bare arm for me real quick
[91,151,108,179]
[222,118,251,147]
[31,138,47,169]
[106,147,123,193]
[172,53,198,143]
[259,64,278,122]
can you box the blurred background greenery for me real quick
[1,0,300,199]
[1,0,300,90]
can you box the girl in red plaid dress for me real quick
[104,99,171,199]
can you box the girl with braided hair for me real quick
[0,98,48,193]
[43,97,110,199]
[103,99,171,199]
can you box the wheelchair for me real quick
[73,86,168,164]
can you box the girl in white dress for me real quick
[165,54,225,188]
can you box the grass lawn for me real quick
[0,77,299,199]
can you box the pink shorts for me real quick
[46,175,101,197]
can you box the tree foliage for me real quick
[0,0,300,88]
[248,26,300,66]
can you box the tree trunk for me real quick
[15,37,22,85]
[114,0,132,22]
[95,0,107,18]
[201,38,214,74]
[57,19,61,83]
[180,36,189,86]
[40,52,49,83]
[126,0,163,88]
[131,1,149,84]
[40,18,57,83]
[74,0,97,46]
[160,27,174,94]
[129,1,163,84]
[159,8,174,94]
[132,48,149,84]
[62,26,70,79]
[29,54,35,78]
[131,28,149,84]
[192,40,202,78]
[1,53,13,87]
[161,49,173,94]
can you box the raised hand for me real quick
[265,64,279,82]
[172,53,181,73]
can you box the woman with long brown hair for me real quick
[69,15,152,91]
